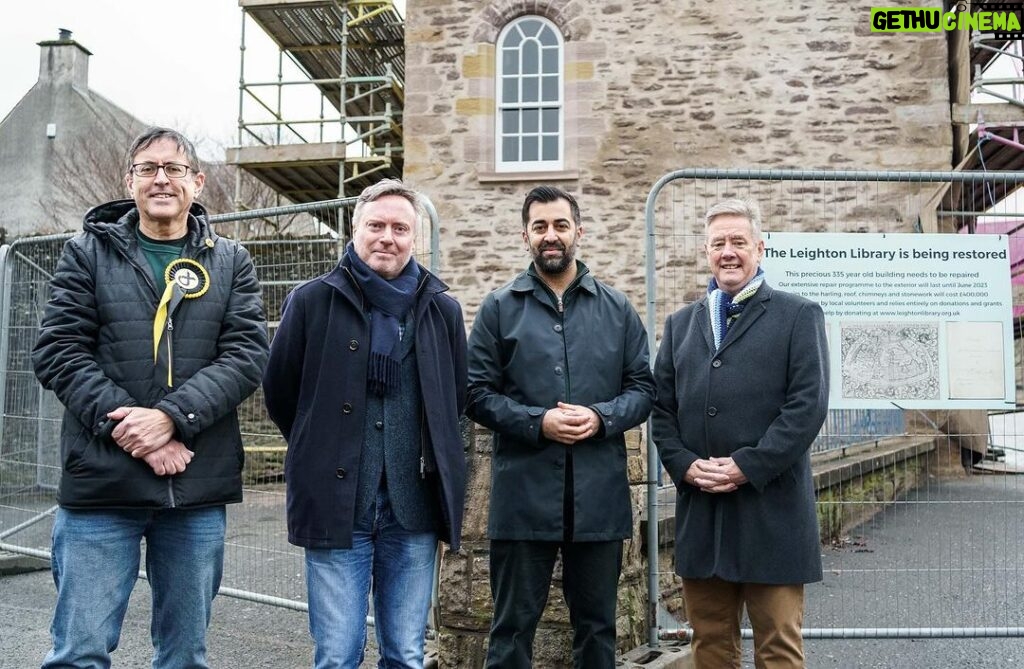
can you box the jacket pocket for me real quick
[62,425,92,474]
[288,409,310,447]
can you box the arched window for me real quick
[495,16,564,172]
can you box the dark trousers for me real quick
[485,539,623,669]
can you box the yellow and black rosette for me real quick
[164,258,210,300]
[153,259,210,387]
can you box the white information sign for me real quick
[761,232,1014,410]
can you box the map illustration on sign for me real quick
[841,322,940,400]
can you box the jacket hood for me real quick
[83,199,216,248]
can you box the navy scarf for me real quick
[345,243,420,395]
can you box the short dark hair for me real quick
[521,185,581,228]
[124,127,201,175]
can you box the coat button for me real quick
[186,412,197,422]
[554,366,563,375]
[342,403,353,414]
[375,420,384,430]
[349,339,359,351]
[707,406,718,417]
[712,359,722,368]
[554,324,563,332]
[335,468,347,479]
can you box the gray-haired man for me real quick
[652,198,829,668]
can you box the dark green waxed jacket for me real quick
[467,262,655,541]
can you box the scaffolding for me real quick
[227,0,404,205]
[941,12,1024,333]
[949,4,1024,179]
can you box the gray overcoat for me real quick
[651,282,829,584]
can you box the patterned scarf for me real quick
[345,243,420,395]
[708,268,764,351]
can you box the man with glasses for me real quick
[33,126,269,668]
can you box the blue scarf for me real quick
[707,268,764,351]
[345,243,420,395]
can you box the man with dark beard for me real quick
[466,185,655,668]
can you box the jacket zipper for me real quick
[162,241,210,505]
[166,316,177,505]
[166,316,174,387]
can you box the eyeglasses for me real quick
[129,162,194,179]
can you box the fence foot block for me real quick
[0,551,49,576]
[617,644,692,668]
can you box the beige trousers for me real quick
[682,577,806,669]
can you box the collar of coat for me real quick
[512,259,596,296]
[696,281,774,352]
[321,254,450,310]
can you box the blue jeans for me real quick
[42,506,226,669]
[305,490,438,669]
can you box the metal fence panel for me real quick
[0,236,68,559]
[0,197,440,613]
[644,169,1024,645]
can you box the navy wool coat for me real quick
[262,258,468,550]
[651,283,829,584]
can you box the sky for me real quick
[0,1,298,160]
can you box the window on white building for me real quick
[495,16,564,172]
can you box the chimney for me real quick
[37,28,92,88]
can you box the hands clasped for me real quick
[685,457,748,493]
[107,407,193,476]
[542,402,601,445]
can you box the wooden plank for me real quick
[951,102,1024,125]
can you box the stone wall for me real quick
[409,2,955,664]
[405,0,953,320]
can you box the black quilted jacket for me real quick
[32,200,269,509]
